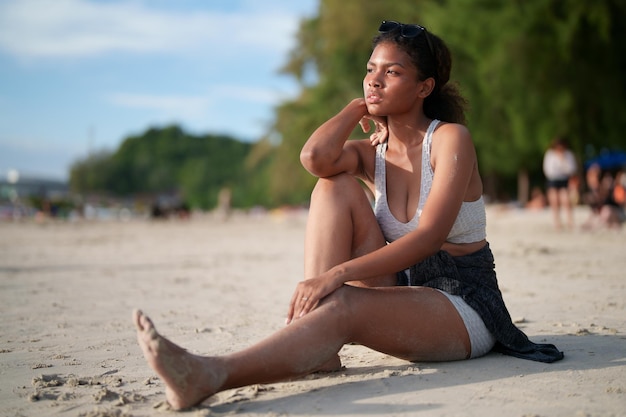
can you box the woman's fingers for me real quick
[297,296,319,318]
[286,285,311,324]
[363,115,388,146]
[285,277,329,324]
[287,293,317,324]
[359,117,371,133]
[286,289,302,324]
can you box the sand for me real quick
[0,206,624,417]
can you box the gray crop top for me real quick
[374,119,486,244]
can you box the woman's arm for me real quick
[301,99,376,179]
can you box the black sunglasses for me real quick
[378,20,434,58]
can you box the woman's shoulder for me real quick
[431,122,473,148]
[433,121,470,137]
[430,122,476,166]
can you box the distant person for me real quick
[216,187,232,221]
[611,169,626,226]
[582,165,624,230]
[134,20,563,410]
[525,186,547,210]
[568,174,581,206]
[543,137,577,230]
[150,202,166,219]
[613,169,626,208]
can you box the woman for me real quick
[543,137,577,230]
[134,20,563,410]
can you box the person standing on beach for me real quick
[134,20,564,410]
[543,137,577,230]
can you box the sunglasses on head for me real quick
[378,20,434,57]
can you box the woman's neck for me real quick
[387,115,432,149]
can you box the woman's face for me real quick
[363,42,423,117]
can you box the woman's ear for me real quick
[418,78,435,98]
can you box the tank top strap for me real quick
[418,119,441,211]
[374,142,387,200]
[422,119,440,167]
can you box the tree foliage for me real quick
[69,125,254,210]
[422,0,626,196]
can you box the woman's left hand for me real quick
[286,273,341,324]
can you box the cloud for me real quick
[213,84,294,104]
[0,0,304,60]
[106,80,293,111]
[106,92,212,120]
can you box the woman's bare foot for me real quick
[133,309,225,410]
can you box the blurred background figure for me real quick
[613,170,626,209]
[216,187,232,221]
[543,137,577,230]
[525,186,547,210]
[582,164,625,230]
[524,187,548,210]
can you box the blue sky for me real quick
[0,0,318,181]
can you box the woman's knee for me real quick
[311,174,368,202]
[318,286,356,319]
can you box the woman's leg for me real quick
[304,174,396,287]
[303,174,395,371]
[558,187,574,229]
[546,186,562,230]
[600,205,621,228]
[134,285,469,410]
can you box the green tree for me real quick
[422,0,626,199]
[69,149,115,194]
[70,125,253,210]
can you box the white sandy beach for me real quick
[0,206,624,417]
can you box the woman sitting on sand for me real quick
[134,20,563,410]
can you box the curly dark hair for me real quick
[373,23,468,125]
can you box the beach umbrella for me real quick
[584,150,626,170]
